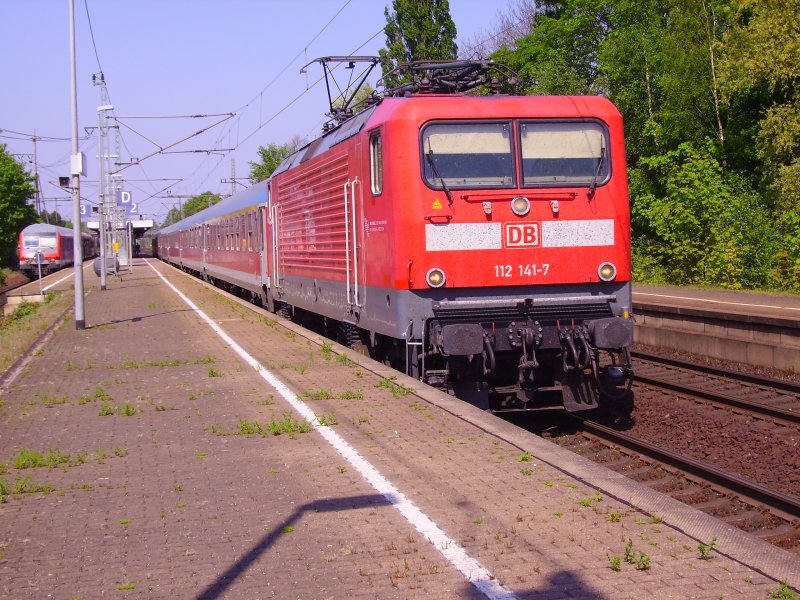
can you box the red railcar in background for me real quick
[18,223,97,275]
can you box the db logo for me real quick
[504,223,540,247]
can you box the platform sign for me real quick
[116,191,138,215]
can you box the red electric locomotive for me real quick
[158,60,634,412]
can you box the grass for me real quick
[207,367,222,377]
[0,290,71,375]
[0,474,54,501]
[231,414,312,437]
[376,376,412,397]
[13,447,70,469]
[516,451,533,462]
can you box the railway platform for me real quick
[0,260,798,599]
[632,284,800,375]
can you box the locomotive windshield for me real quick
[422,122,514,189]
[519,121,609,186]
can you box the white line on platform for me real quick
[146,259,518,600]
[42,261,92,292]
[634,292,800,313]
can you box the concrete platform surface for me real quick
[0,259,797,599]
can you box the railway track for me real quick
[536,352,800,555]
[632,350,800,426]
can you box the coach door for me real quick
[258,204,268,288]
[344,143,366,311]
[268,193,281,292]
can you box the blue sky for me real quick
[1,0,508,223]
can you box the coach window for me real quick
[369,130,383,195]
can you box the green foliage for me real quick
[0,144,37,268]
[249,141,300,184]
[631,140,779,288]
[160,191,221,227]
[482,0,800,291]
[379,0,458,89]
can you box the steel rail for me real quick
[572,415,800,522]
[633,352,800,427]
[632,350,800,394]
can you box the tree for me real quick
[160,191,222,228]
[379,0,458,89]
[249,139,304,184]
[182,191,221,217]
[0,144,37,268]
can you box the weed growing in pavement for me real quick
[635,552,651,570]
[174,484,183,492]
[607,554,622,572]
[770,581,799,600]
[282,526,294,533]
[624,539,635,563]
[238,419,263,435]
[520,468,533,476]
[99,404,115,416]
[606,511,621,523]
[194,355,215,364]
[543,481,554,487]
[13,448,70,469]
[355,415,370,425]
[260,395,274,406]
[303,390,334,401]
[267,413,312,436]
[337,465,347,474]
[698,537,718,559]
[196,452,208,459]
[119,519,131,525]
[39,394,68,407]
[210,423,230,436]
[338,389,363,400]
[316,413,338,426]
[115,583,136,590]
[0,474,54,501]
[113,447,128,457]
[119,358,186,369]
[207,367,222,378]
[650,514,663,524]
[120,403,137,416]
[376,376,411,397]
[93,386,112,401]
[77,394,92,405]
[335,353,352,367]
[321,342,333,360]
[472,517,483,525]
[516,451,533,462]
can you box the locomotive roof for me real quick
[270,94,621,179]
[21,223,93,239]
[157,180,268,236]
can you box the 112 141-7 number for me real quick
[494,264,550,278]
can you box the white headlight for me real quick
[598,262,616,281]
[426,268,446,288]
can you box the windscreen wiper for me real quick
[587,146,606,200]
[426,147,453,204]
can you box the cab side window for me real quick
[369,131,383,196]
